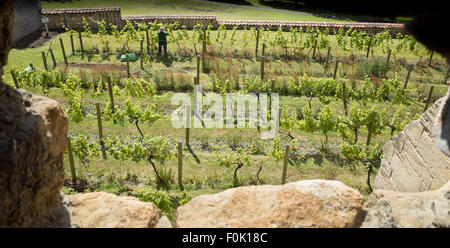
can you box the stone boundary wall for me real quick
[218,20,405,34]
[41,7,406,34]
[374,95,450,192]
[42,7,123,30]
[123,15,218,29]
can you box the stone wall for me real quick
[41,7,407,34]
[123,15,218,29]
[218,20,405,34]
[42,7,123,30]
[12,0,42,44]
[374,94,450,192]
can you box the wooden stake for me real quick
[49,48,57,69]
[423,85,435,113]
[428,51,434,67]
[366,111,376,146]
[342,81,348,116]
[41,51,48,71]
[333,60,339,79]
[325,46,331,69]
[107,79,115,113]
[202,39,207,73]
[78,31,84,59]
[312,39,318,59]
[386,49,392,66]
[194,76,199,85]
[255,28,260,58]
[126,54,130,78]
[278,107,282,128]
[262,43,266,58]
[146,29,150,54]
[185,105,191,145]
[196,55,200,79]
[140,39,144,69]
[177,140,183,189]
[67,136,77,181]
[403,64,413,89]
[270,78,275,93]
[59,38,68,65]
[260,56,265,80]
[11,70,19,88]
[70,34,75,54]
[366,34,373,58]
[281,144,290,184]
[385,49,391,76]
[96,103,107,160]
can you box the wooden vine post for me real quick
[202,39,207,73]
[49,48,57,69]
[325,46,331,69]
[59,38,68,65]
[146,28,150,54]
[255,28,260,58]
[423,85,435,113]
[312,39,318,60]
[69,34,75,54]
[78,31,84,59]
[333,59,339,79]
[107,79,115,113]
[126,54,131,78]
[281,144,290,185]
[11,70,19,88]
[67,136,77,182]
[41,51,48,71]
[366,111,376,192]
[185,105,191,145]
[96,103,107,160]
[260,56,265,80]
[385,49,391,76]
[196,55,200,79]
[262,43,266,58]
[366,111,376,146]
[140,39,144,69]
[428,51,434,67]
[177,140,183,189]
[366,34,373,59]
[403,64,413,89]
[342,81,348,116]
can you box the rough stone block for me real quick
[403,120,424,146]
[392,131,406,152]
[382,140,395,163]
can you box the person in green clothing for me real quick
[158,27,169,56]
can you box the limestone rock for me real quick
[176,180,364,228]
[360,182,450,228]
[63,192,172,228]
[374,96,450,192]
[0,87,69,227]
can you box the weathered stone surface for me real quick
[63,192,172,228]
[0,0,14,68]
[176,180,364,228]
[374,96,449,192]
[360,182,450,228]
[0,87,69,227]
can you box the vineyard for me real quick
[3,20,450,220]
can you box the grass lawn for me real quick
[41,0,341,22]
